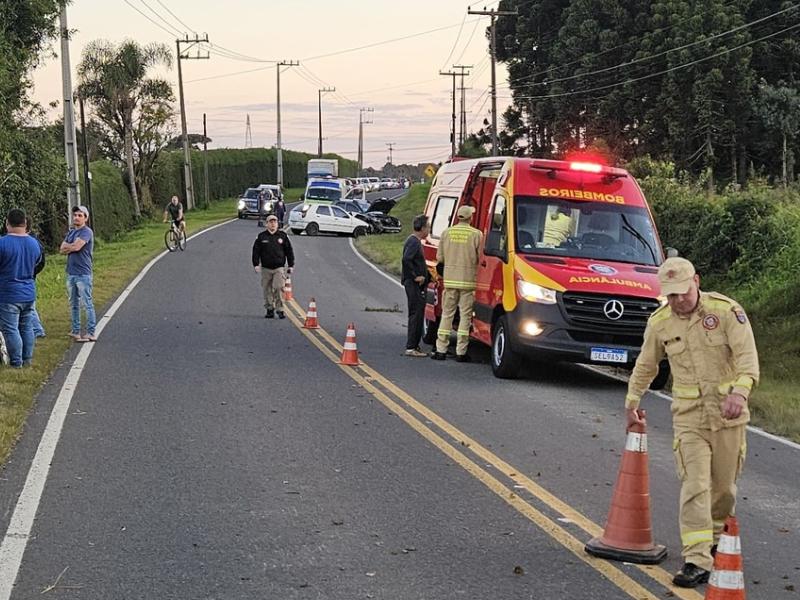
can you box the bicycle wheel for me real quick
[165,229,178,252]
[178,230,187,251]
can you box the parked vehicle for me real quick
[288,203,368,237]
[307,158,338,179]
[367,177,380,191]
[421,157,667,379]
[303,178,349,203]
[365,197,402,233]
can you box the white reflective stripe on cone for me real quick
[717,533,742,555]
[343,343,358,350]
[625,432,648,453]
[709,570,745,590]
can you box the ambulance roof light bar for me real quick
[529,158,628,182]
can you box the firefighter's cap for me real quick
[658,257,696,295]
[456,205,475,220]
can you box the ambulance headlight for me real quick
[237,200,245,210]
[517,281,557,304]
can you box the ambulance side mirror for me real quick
[484,230,507,262]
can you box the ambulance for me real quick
[421,157,667,379]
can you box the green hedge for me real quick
[150,148,357,206]
[78,160,137,240]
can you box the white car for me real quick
[288,203,369,237]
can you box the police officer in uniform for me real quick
[431,205,482,362]
[625,257,759,588]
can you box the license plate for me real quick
[590,347,628,363]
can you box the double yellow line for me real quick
[284,298,701,600]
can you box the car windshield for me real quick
[514,196,662,266]
[244,189,260,199]
[306,187,342,201]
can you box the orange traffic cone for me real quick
[705,516,745,599]
[585,411,667,564]
[283,277,294,301]
[338,323,360,366]
[303,298,319,329]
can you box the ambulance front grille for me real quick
[560,292,661,331]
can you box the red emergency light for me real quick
[569,161,603,173]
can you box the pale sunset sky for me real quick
[32,0,510,168]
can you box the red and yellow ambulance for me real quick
[421,157,666,378]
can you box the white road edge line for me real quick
[348,237,800,452]
[0,220,235,600]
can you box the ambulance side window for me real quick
[485,195,507,258]
[430,195,457,239]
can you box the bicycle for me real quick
[164,220,187,252]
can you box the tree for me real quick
[77,39,173,217]
[164,133,211,151]
[753,82,800,185]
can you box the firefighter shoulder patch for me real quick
[733,307,747,324]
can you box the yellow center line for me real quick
[285,302,694,600]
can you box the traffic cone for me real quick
[705,516,745,599]
[303,298,319,329]
[585,411,667,564]
[338,323,360,366]
[283,277,294,301]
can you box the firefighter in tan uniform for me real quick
[431,205,482,362]
[625,257,759,588]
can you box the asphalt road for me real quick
[1,191,798,599]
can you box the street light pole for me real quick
[357,107,373,176]
[318,86,335,157]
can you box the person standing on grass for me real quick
[60,205,97,342]
[0,208,43,368]
[25,217,46,338]
[401,214,431,357]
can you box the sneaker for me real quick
[455,354,472,363]
[277,311,286,320]
[404,348,428,357]
[84,335,97,342]
[69,332,82,341]
[265,309,275,319]
[672,563,710,588]
[430,352,446,361]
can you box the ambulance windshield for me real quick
[514,197,662,266]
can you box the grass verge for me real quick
[0,198,240,466]
[354,184,799,443]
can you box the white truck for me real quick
[307,159,338,179]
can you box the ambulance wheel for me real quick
[649,360,671,390]
[492,315,522,379]
[422,317,438,346]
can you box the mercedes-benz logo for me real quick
[603,299,625,320]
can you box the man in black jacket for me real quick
[401,214,430,356]
[252,215,295,319]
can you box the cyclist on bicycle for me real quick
[163,196,185,233]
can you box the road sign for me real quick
[424,164,436,179]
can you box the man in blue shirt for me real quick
[0,208,43,367]
[59,205,97,342]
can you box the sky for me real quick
[32,0,510,169]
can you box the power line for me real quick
[505,3,800,91]
[511,21,800,100]
[154,0,193,32]
[122,0,178,37]
[440,12,468,71]
[138,0,183,35]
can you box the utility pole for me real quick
[176,33,209,210]
[203,113,210,208]
[453,64,472,148]
[357,107,373,175]
[244,114,252,148]
[386,143,395,165]
[467,7,516,155]
[318,86,335,157]
[439,70,457,159]
[77,92,93,227]
[276,60,300,187]
[59,5,80,212]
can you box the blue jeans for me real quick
[31,304,45,337]
[0,301,35,367]
[66,274,96,336]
